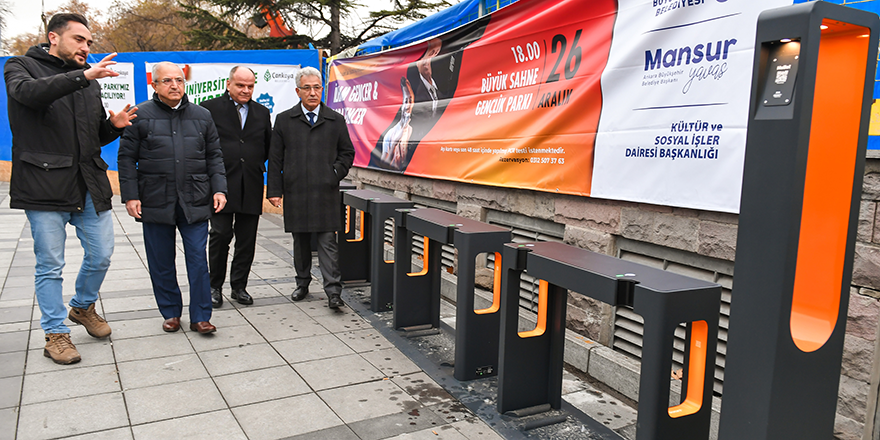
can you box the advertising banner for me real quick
[141,62,302,125]
[591,0,790,212]
[96,62,136,115]
[329,0,793,213]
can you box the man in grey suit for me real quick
[201,66,272,308]
[267,66,354,309]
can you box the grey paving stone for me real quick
[99,288,155,300]
[130,409,247,440]
[100,278,167,293]
[232,393,343,439]
[285,424,360,440]
[564,388,638,430]
[0,321,30,334]
[241,304,329,341]
[247,296,295,308]
[272,333,355,364]
[124,377,226,425]
[348,405,447,440]
[294,353,385,391]
[0,350,26,378]
[251,266,298,279]
[62,427,134,440]
[21,363,120,405]
[318,379,420,424]
[312,311,372,333]
[100,295,158,314]
[17,392,128,440]
[103,309,162,323]
[112,333,194,363]
[185,322,265,352]
[0,407,17,438]
[117,353,210,390]
[214,365,311,407]
[101,268,150,282]
[24,340,115,374]
[0,288,35,301]
[204,308,251,328]
[3,276,33,288]
[386,423,469,439]
[106,317,169,340]
[0,375,21,409]
[0,305,31,325]
[360,347,422,378]
[0,298,34,310]
[337,328,395,353]
[233,284,284,300]
[426,401,480,425]
[448,418,504,439]
[198,342,287,377]
[392,372,455,406]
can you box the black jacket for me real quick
[118,93,227,225]
[200,92,271,215]
[4,44,122,212]
[267,103,354,233]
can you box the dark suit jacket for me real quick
[200,92,272,215]
[266,103,354,233]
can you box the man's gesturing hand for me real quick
[84,53,120,81]
[109,104,137,129]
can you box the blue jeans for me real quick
[26,192,115,334]
[142,205,212,323]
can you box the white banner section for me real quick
[96,62,136,114]
[590,0,792,213]
[142,63,302,125]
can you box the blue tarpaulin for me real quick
[356,0,481,55]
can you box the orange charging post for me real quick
[718,3,879,440]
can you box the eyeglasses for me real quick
[298,85,323,92]
[155,77,185,85]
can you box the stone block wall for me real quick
[349,155,880,440]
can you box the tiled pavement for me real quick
[0,181,638,440]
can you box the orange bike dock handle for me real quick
[337,184,370,284]
[391,208,513,381]
[342,190,413,312]
[496,242,721,440]
[718,4,878,440]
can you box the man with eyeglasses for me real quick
[118,61,227,334]
[4,12,137,364]
[267,66,354,309]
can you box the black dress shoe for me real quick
[231,288,253,305]
[291,286,308,301]
[211,287,223,308]
[328,294,343,309]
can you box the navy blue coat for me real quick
[118,93,227,225]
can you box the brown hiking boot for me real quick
[68,303,111,338]
[43,333,81,365]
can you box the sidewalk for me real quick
[0,181,637,440]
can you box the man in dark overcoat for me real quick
[267,66,355,309]
[201,66,272,308]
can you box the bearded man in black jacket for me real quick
[4,12,137,365]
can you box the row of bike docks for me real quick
[336,188,721,439]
